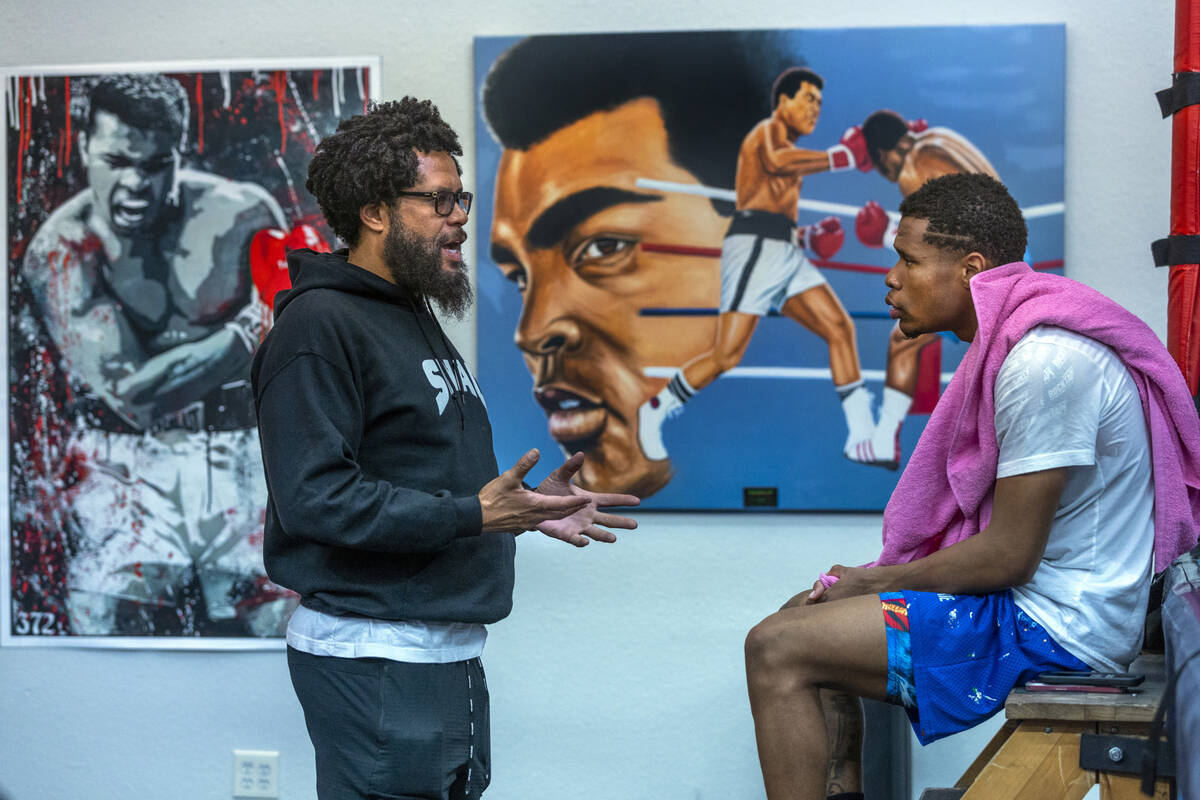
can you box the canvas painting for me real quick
[474,26,1065,510]
[4,58,378,645]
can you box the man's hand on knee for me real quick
[779,563,885,610]
[779,589,815,610]
[809,564,883,603]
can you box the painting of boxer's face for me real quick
[776,81,822,136]
[877,138,914,182]
[489,98,725,496]
[81,110,178,236]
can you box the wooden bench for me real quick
[923,654,1172,800]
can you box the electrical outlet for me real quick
[233,749,279,798]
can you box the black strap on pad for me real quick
[1157,72,1200,118]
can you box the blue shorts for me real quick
[880,590,1090,745]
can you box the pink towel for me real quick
[871,262,1200,574]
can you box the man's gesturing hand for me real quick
[479,449,590,533]
[534,451,640,547]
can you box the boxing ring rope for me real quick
[643,365,916,384]
[640,243,1064,276]
[635,177,1064,386]
[634,178,1066,221]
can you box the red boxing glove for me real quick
[285,223,332,253]
[250,228,288,310]
[250,224,333,308]
[907,117,929,133]
[827,125,872,173]
[855,201,892,249]
[801,216,845,260]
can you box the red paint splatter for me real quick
[272,71,287,155]
[194,73,204,153]
[16,78,27,204]
[133,562,144,578]
[64,78,71,165]
[234,576,296,612]
[312,70,321,101]
[83,234,103,257]
[9,323,90,634]
[56,131,64,178]
[24,79,33,150]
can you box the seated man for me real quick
[744,173,1200,800]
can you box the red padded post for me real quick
[1168,0,1200,396]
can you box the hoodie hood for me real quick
[274,248,413,319]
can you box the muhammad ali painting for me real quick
[475,26,1065,510]
[3,58,378,645]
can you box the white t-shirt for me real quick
[286,605,486,663]
[994,325,1155,672]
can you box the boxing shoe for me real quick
[637,387,684,461]
[851,386,912,469]
[870,422,902,470]
[840,385,896,469]
[845,420,902,471]
[844,435,900,470]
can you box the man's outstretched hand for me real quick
[479,449,590,534]
[534,451,640,547]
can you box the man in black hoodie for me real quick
[251,97,639,800]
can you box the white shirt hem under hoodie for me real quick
[286,605,486,663]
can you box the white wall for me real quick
[0,1,1175,799]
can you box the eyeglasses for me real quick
[395,189,473,217]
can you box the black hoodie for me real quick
[250,249,515,624]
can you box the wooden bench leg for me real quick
[1094,723,1173,800]
[956,719,1019,789]
[1098,771,1171,800]
[959,721,1095,800]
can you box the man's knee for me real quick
[714,346,745,374]
[745,613,809,692]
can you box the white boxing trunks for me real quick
[719,209,827,315]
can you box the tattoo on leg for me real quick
[821,689,864,795]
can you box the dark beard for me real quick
[382,222,473,319]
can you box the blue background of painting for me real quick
[473,25,1064,510]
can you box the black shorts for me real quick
[288,646,491,799]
